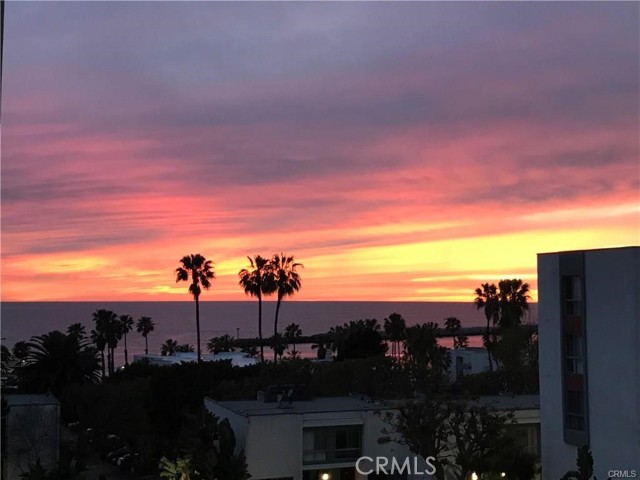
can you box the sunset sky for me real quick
[2,2,639,302]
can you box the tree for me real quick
[383,312,406,358]
[66,323,86,341]
[269,253,303,362]
[238,255,276,363]
[560,446,604,480]
[330,319,388,361]
[474,283,499,371]
[12,340,30,364]
[497,279,531,328]
[207,334,235,354]
[176,253,215,363]
[444,317,468,349]
[270,333,286,362]
[91,309,118,378]
[404,322,451,378]
[1,345,13,375]
[17,330,100,396]
[284,323,302,358]
[161,339,179,356]
[119,314,135,366]
[136,316,155,355]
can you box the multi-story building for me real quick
[206,391,540,480]
[537,246,640,478]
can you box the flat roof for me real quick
[538,246,639,256]
[207,395,387,417]
[4,394,60,407]
[207,394,539,417]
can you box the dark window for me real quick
[303,426,362,465]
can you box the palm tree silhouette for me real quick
[175,254,215,363]
[136,316,155,355]
[474,283,499,371]
[161,339,179,356]
[284,322,302,358]
[270,253,303,362]
[91,309,117,377]
[238,255,276,363]
[119,314,134,366]
[497,279,531,328]
[18,331,100,396]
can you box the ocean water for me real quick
[1,301,537,365]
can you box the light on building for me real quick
[471,473,478,480]
[321,473,330,480]
[501,474,506,478]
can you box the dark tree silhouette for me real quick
[384,312,406,358]
[119,314,134,366]
[17,331,100,396]
[474,283,499,371]
[284,323,302,358]
[136,316,155,355]
[161,339,179,356]
[176,253,215,363]
[207,334,235,354]
[238,255,276,363]
[91,309,118,377]
[270,253,303,362]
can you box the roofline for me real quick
[538,245,639,257]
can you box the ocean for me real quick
[1,301,537,365]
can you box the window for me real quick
[303,426,362,465]
[559,254,589,447]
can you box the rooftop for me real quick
[207,394,540,417]
[4,393,60,407]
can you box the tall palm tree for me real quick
[238,255,276,363]
[270,253,303,362]
[17,330,100,396]
[119,314,134,366]
[12,340,30,364]
[474,283,499,371]
[176,254,215,363]
[136,316,155,355]
[497,279,531,328]
[91,309,118,376]
[66,323,87,340]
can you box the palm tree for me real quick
[474,283,499,371]
[161,339,179,356]
[238,255,276,363]
[17,331,100,396]
[136,316,155,355]
[497,279,531,328]
[270,253,303,362]
[12,340,30,364]
[176,254,215,363]
[66,323,87,340]
[284,323,302,358]
[119,314,134,365]
[383,312,406,358]
[91,309,118,376]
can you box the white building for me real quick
[449,347,491,382]
[206,392,540,480]
[537,246,640,478]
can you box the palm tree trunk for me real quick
[258,295,264,363]
[107,349,112,376]
[124,333,129,366]
[100,350,105,378]
[485,316,494,372]
[195,294,201,363]
[144,335,149,355]
[274,296,282,362]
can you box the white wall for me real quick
[538,247,640,479]
[584,248,640,477]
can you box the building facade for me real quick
[538,246,640,478]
